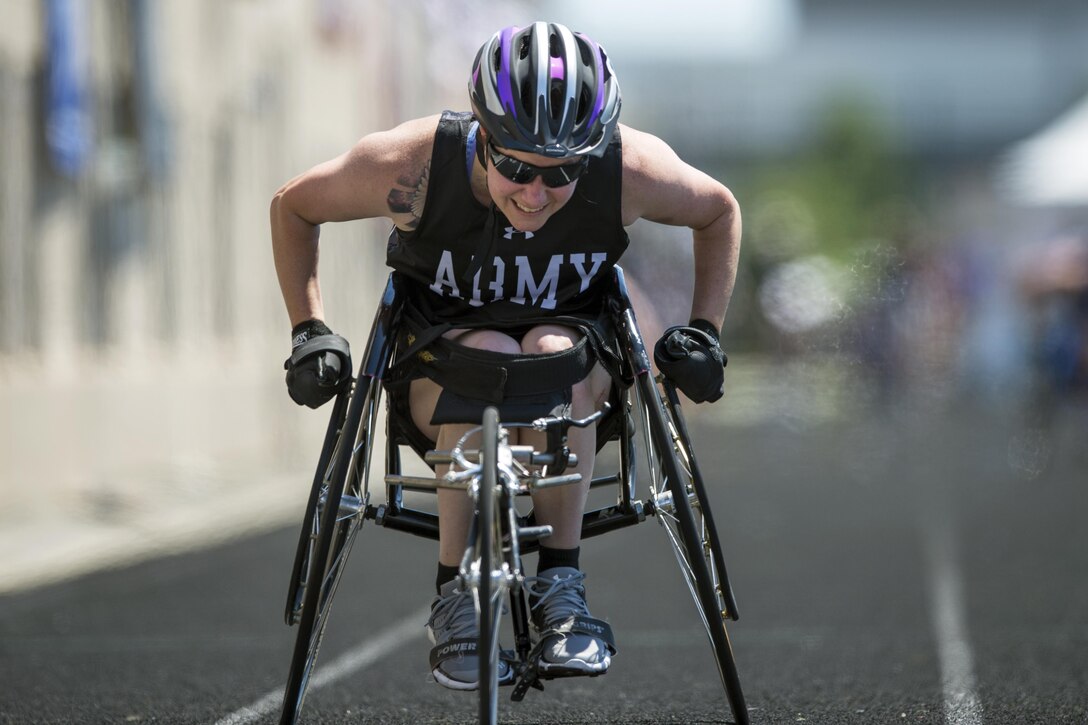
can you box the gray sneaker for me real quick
[524,567,616,676]
[425,579,513,690]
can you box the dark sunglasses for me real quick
[488,145,588,188]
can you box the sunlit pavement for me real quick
[0,463,306,595]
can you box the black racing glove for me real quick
[284,319,353,409]
[653,319,728,404]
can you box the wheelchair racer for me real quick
[271,21,741,691]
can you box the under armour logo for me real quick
[503,226,534,240]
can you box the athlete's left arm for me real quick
[620,125,741,332]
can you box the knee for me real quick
[452,329,521,355]
[521,325,577,356]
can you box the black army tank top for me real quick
[385,111,629,327]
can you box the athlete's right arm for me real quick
[270,115,440,327]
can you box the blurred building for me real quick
[568,0,1088,165]
[0,0,527,516]
[2,1,393,367]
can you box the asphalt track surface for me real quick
[2,405,1086,724]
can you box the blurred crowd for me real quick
[750,220,1088,411]
[725,195,1088,483]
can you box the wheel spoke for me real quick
[639,378,749,725]
[281,382,381,725]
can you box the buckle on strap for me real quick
[538,615,617,654]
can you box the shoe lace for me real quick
[427,587,477,641]
[523,571,589,626]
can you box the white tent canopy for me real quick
[999,94,1088,207]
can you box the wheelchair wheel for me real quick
[283,392,350,627]
[279,376,383,725]
[477,407,503,725]
[638,377,749,725]
[659,381,740,623]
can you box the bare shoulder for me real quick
[356,113,441,228]
[274,115,441,229]
[619,123,734,228]
[620,124,691,226]
[344,114,443,230]
[354,114,442,169]
[620,125,679,176]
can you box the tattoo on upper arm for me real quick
[386,161,430,230]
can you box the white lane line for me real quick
[213,607,428,725]
[924,514,985,725]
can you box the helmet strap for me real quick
[474,125,488,169]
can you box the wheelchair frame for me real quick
[278,268,749,725]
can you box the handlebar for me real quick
[434,402,611,480]
[425,447,578,469]
[526,402,609,475]
[530,402,610,433]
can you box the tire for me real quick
[284,392,350,626]
[639,376,749,725]
[279,377,381,725]
[477,407,503,725]
[659,382,740,623]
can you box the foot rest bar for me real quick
[579,504,646,540]
[424,448,578,469]
[517,525,554,542]
[368,504,440,541]
[388,473,614,495]
[384,474,470,492]
[519,503,646,554]
[529,474,582,490]
[370,499,645,546]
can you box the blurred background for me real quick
[1,0,1086,590]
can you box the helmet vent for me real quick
[518,35,531,60]
[576,87,591,123]
[578,41,593,66]
[550,83,566,119]
[520,83,534,114]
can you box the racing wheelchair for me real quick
[278,268,749,725]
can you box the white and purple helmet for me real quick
[469,22,621,159]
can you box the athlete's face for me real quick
[486,146,582,232]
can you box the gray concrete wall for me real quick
[0,0,527,532]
